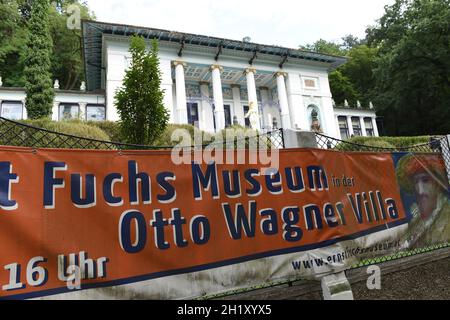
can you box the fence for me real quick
[1,116,446,158]
[315,131,450,189]
[315,131,447,154]
[0,117,285,151]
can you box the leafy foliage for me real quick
[340,45,378,107]
[86,120,123,143]
[367,0,450,136]
[303,0,449,136]
[328,70,359,106]
[20,118,111,141]
[23,0,54,119]
[340,135,432,148]
[114,36,169,145]
[48,1,94,90]
[0,1,28,87]
[300,39,345,56]
[0,0,94,89]
[152,124,212,147]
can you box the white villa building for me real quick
[0,20,380,140]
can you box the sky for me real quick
[86,0,396,48]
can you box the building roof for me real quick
[81,20,348,91]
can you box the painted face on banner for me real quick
[413,172,440,219]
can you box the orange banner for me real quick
[0,146,409,299]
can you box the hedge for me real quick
[6,119,112,148]
[335,139,396,151]
[86,120,123,143]
[87,122,212,148]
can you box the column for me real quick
[52,101,59,121]
[200,82,214,132]
[245,67,261,131]
[347,116,354,137]
[372,117,379,137]
[174,61,188,124]
[359,117,367,136]
[160,59,175,123]
[275,71,291,130]
[231,84,244,126]
[22,99,27,120]
[211,65,225,131]
[259,88,270,130]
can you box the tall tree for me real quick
[300,39,345,56]
[23,0,54,119]
[339,45,378,107]
[328,70,359,106]
[341,34,365,51]
[49,2,95,90]
[115,36,169,145]
[367,0,450,135]
[0,0,95,89]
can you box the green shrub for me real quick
[153,124,212,147]
[152,124,266,149]
[361,140,396,149]
[211,125,272,149]
[381,136,432,148]
[340,136,433,149]
[20,119,111,141]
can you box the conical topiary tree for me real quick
[115,35,169,145]
[24,0,55,119]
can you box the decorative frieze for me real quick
[222,87,233,100]
[240,88,248,101]
[186,83,201,100]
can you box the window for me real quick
[364,118,374,136]
[59,103,80,120]
[352,117,362,136]
[86,104,106,121]
[1,101,23,120]
[224,105,232,127]
[187,103,199,127]
[338,116,349,140]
